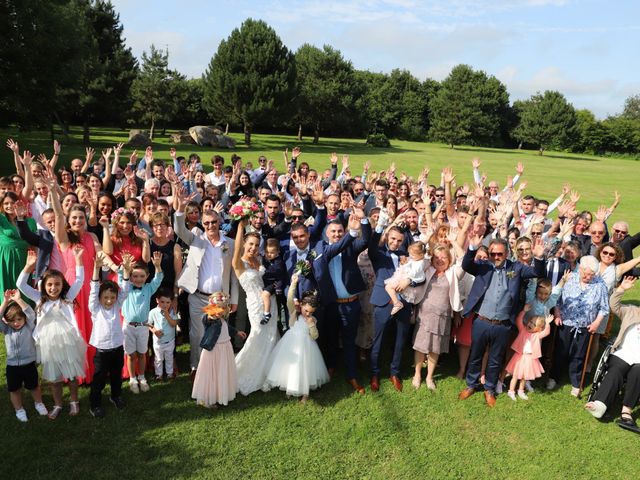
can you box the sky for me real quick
[111,0,640,119]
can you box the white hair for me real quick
[144,178,160,189]
[579,255,599,273]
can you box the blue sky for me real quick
[111,0,640,118]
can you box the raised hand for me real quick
[595,205,608,222]
[169,147,177,159]
[14,200,28,219]
[144,146,153,160]
[532,237,545,258]
[569,190,580,205]
[283,201,293,218]
[22,150,33,166]
[311,182,324,206]
[442,167,455,184]
[545,314,554,325]
[94,251,104,269]
[85,147,95,164]
[98,215,110,228]
[213,202,225,214]
[151,251,162,269]
[342,154,349,170]
[129,150,137,165]
[330,152,338,166]
[121,253,134,276]
[363,161,371,174]
[72,245,85,263]
[133,225,149,242]
[516,162,524,175]
[6,138,19,153]
[24,250,37,271]
[53,139,61,155]
[562,182,571,195]
[292,146,301,158]
[114,142,124,156]
[619,276,636,291]
[471,157,481,169]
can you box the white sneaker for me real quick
[15,408,28,422]
[525,381,534,393]
[129,379,140,394]
[546,378,557,391]
[570,387,581,397]
[138,378,150,393]
[517,390,529,400]
[34,402,48,416]
[507,391,517,401]
[496,380,504,395]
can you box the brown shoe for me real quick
[370,376,380,392]
[458,387,476,400]
[328,368,336,379]
[347,379,365,395]
[484,390,496,407]
[390,375,403,392]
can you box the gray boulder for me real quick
[128,129,150,147]
[170,131,196,144]
[189,125,236,149]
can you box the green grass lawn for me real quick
[1,127,639,479]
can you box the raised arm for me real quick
[102,148,113,188]
[287,273,300,323]
[17,251,41,303]
[232,219,246,277]
[47,174,71,249]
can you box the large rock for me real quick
[170,131,196,144]
[189,126,236,149]
[128,129,151,147]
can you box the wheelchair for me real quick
[586,341,614,402]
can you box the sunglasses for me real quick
[614,229,628,234]
[601,250,616,257]
[531,232,542,236]
[591,230,605,235]
[202,221,218,227]
[291,215,304,220]
[489,251,505,257]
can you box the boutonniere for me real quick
[506,271,516,279]
[307,250,318,261]
[221,242,229,254]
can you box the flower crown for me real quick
[110,207,135,220]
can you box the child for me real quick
[525,271,570,320]
[148,288,179,381]
[192,292,247,408]
[264,273,329,402]
[17,247,87,419]
[505,309,553,401]
[0,290,48,422]
[121,252,164,393]
[260,238,287,325]
[87,253,132,418]
[384,241,427,315]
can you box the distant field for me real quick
[1,126,639,479]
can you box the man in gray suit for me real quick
[174,192,239,375]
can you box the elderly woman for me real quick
[547,255,610,396]
[585,277,640,433]
[412,244,465,390]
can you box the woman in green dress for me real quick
[0,191,36,292]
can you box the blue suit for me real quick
[324,221,372,379]
[367,228,412,378]
[461,247,546,393]
[279,207,327,254]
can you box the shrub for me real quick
[366,133,390,147]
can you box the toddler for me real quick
[260,239,287,325]
[385,241,427,315]
[148,288,179,381]
[0,290,48,422]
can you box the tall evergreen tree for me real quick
[295,44,355,144]
[202,19,296,146]
[130,45,184,140]
[513,90,577,155]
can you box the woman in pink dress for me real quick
[51,183,102,384]
[505,308,552,401]
[102,209,150,282]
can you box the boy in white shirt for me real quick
[148,288,179,381]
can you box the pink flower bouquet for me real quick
[229,199,260,220]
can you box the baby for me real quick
[385,241,427,315]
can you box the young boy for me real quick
[260,238,287,325]
[148,288,179,381]
[88,253,132,418]
[122,252,163,393]
[0,290,48,422]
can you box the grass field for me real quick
[0,127,639,479]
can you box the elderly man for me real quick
[458,236,546,406]
[611,221,640,276]
[547,256,610,396]
[585,276,640,433]
[174,190,238,375]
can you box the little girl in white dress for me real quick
[385,241,427,315]
[17,247,87,419]
[264,274,329,402]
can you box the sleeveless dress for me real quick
[506,331,545,380]
[264,314,330,396]
[235,263,280,395]
[60,232,96,383]
[0,215,35,292]
[192,320,237,407]
[36,303,87,382]
[413,274,452,354]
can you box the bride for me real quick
[232,219,280,395]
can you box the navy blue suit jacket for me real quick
[461,247,546,320]
[279,207,327,254]
[17,221,53,279]
[367,228,409,307]
[329,221,372,296]
[284,232,355,304]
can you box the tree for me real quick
[512,90,577,155]
[621,94,640,121]
[74,0,138,144]
[0,0,90,128]
[429,65,509,148]
[573,109,611,154]
[130,44,184,140]
[603,116,640,154]
[202,19,296,146]
[294,44,356,144]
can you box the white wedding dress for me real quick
[235,263,280,395]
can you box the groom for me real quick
[174,191,238,375]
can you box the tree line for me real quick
[2,2,639,156]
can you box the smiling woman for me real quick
[0,191,37,293]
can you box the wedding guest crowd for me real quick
[1,139,639,434]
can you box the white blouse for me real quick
[613,323,640,366]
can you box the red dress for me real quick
[60,231,96,384]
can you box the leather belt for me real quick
[476,315,510,326]
[335,296,358,304]
[128,322,148,327]
[195,289,213,296]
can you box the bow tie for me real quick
[297,249,309,256]
[132,286,143,290]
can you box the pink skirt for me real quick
[452,314,474,347]
[191,339,237,407]
[506,352,544,381]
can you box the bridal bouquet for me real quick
[229,199,260,221]
[294,259,312,277]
